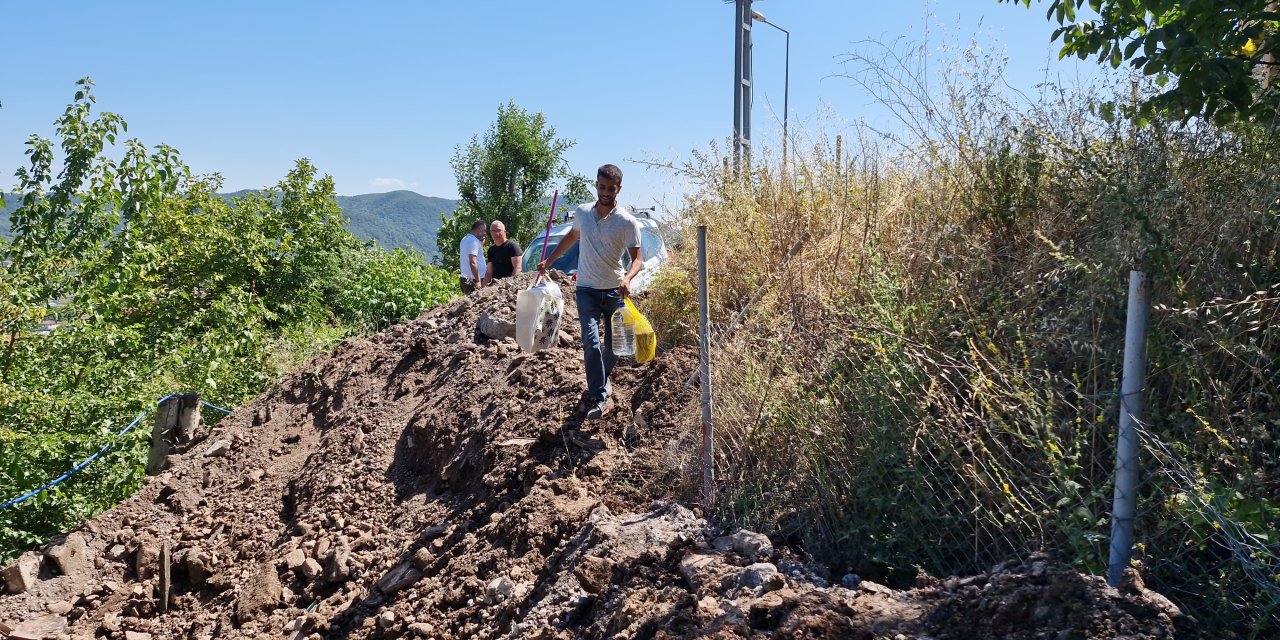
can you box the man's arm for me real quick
[469,254,483,288]
[537,228,580,274]
[619,246,643,298]
[484,257,495,285]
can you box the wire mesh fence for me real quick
[676,259,1280,635]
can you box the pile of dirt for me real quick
[1,273,1200,639]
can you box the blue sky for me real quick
[0,1,1107,210]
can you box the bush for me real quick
[660,47,1280,632]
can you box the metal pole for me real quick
[684,231,809,388]
[732,0,753,168]
[733,0,744,165]
[782,26,789,169]
[697,225,714,506]
[1107,269,1151,587]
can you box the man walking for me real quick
[538,164,642,419]
[458,220,487,294]
[484,220,522,285]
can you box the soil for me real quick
[0,273,1201,639]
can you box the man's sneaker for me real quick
[586,399,614,420]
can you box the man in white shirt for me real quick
[458,220,488,294]
[538,164,642,419]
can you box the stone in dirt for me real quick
[234,561,281,623]
[124,631,153,640]
[376,562,422,595]
[573,556,614,594]
[6,614,67,640]
[485,576,514,603]
[2,551,42,594]
[46,532,89,575]
[134,542,160,581]
[284,548,306,570]
[739,562,780,589]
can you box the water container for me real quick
[612,299,636,357]
[516,281,564,353]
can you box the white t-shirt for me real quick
[571,203,641,289]
[459,233,487,280]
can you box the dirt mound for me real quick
[1,273,1199,639]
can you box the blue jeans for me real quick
[576,286,621,404]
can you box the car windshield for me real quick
[522,235,579,274]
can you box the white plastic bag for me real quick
[515,280,564,353]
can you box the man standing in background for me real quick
[459,220,487,294]
[484,220,522,285]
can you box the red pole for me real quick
[533,189,559,286]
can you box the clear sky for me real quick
[0,1,1106,210]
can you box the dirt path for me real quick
[1,274,1198,639]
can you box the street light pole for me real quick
[752,10,789,168]
[733,0,754,168]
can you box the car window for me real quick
[522,236,579,274]
[640,227,665,261]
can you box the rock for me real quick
[322,547,351,583]
[377,610,396,629]
[7,614,68,640]
[573,556,614,594]
[105,544,128,561]
[284,549,307,570]
[739,562,779,588]
[46,532,89,575]
[124,632,153,640]
[135,542,160,581]
[408,622,435,637]
[234,562,282,623]
[313,536,331,560]
[412,547,433,569]
[727,530,773,560]
[858,580,895,596]
[203,440,231,457]
[485,576,514,604]
[841,573,861,589]
[299,558,322,580]
[679,553,718,590]
[351,430,366,454]
[45,600,73,615]
[377,562,422,594]
[241,468,265,487]
[2,551,42,593]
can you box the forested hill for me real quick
[221,189,459,258]
[1,191,458,258]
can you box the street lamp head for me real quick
[751,10,766,22]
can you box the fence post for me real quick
[176,394,201,445]
[147,394,199,475]
[1108,270,1151,587]
[697,225,715,507]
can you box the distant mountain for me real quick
[220,189,457,258]
[1,190,458,256]
[337,191,458,259]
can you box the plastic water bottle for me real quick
[612,299,636,357]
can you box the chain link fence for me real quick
[676,240,1280,635]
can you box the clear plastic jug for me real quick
[611,299,637,357]
[516,281,564,353]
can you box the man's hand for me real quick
[537,259,548,276]
[619,278,632,299]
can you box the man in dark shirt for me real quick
[484,219,522,284]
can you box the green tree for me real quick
[1003,0,1280,122]
[436,101,588,267]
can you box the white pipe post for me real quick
[697,225,715,506]
[1108,270,1151,586]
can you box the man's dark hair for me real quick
[470,220,486,232]
[597,164,623,182]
